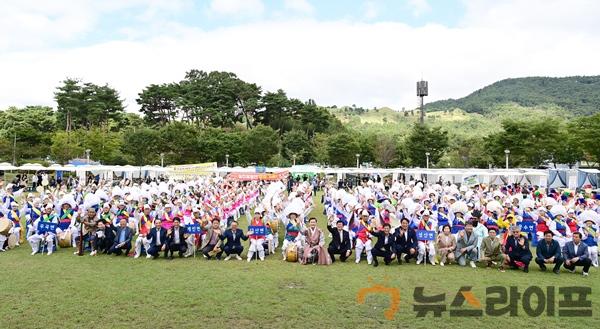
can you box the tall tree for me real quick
[403,124,449,167]
[136,83,179,126]
[55,79,124,130]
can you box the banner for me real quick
[248,225,267,236]
[462,174,479,187]
[518,222,536,233]
[416,230,436,241]
[169,162,217,177]
[186,224,202,234]
[227,171,289,182]
[38,222,58,234]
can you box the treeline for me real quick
[1,70,599,168]
[426,76,600,116]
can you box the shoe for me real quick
[247,258,251,263]
[260,257,265,261]
[553,269,560,275]
[146,255,152,259]
[0,248,5,252]
[90,251,97,256]
[31,251,38,256]
[235,255,242,260]
[430,260,436,266]
[224,255,232,261]
[539,265,547,271]
[499,266,505,272]
[73,251,79,255]
[440,261,445,267]
[373,259,379,267]
[491,261,497,266]
[523,267,529,273]
[15,243,20,246]
[367,260,372,265]
[416,259,422,265]
[282,256,287,261]
[569,269,576,274]
[47,251,52,256]
[470,261,476,268]
[134,254,140,259]
[355,260,360,264]
[583,272,589,277]
[593,263,599,268]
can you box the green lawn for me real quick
[1,193,598,329]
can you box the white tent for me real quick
[0,162,18,171]
[18,163,47,171]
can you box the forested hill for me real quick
[425,76,600,115]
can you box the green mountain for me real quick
[425,76,600,115]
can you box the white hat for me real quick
[361,210,370,216]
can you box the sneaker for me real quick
[31,251,38,256]
[260,257,265,261]
[146,255,152,259]
[593,263,599,268]
[224,255,232,261]
[539,265,547,271]
[73,251,79,255]
[247,258,251,263]
[355,259,360,264]
[373,259,379,267]
[523,267,529,273]
[367,260,372,265]
[583,272,589,277]
[491,261,497,266]
[90,251,97,256]
[440,261,445,267]
[47,251,52,256]
[282,256,287,261]
[0,248,5,252]
[134,254,140,259]
[553,269,560,275]
[470,261,476,268]
[235,255,242,261]
[499,266,505,272]
[416,259,422,265]
[430,260,436,266]
[569,269,576,274]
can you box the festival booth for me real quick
[547,169,569,189]
[576,169,600,189]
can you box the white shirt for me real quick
[156,229,161,246]
[174,228,180,244]
[574,243,579,255]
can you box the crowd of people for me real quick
[0,175,598,276]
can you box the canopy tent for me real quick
[577,169,600,189]
[548,169,568,188]
[0,162,18,171]
[18,163,47,171]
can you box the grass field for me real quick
[1,193,599,329]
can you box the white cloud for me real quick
[363,1,378,20]
[1,1,600,113]
[284,0,314,14]
[407,0,431,17]
[209,0,265,17]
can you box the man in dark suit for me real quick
[371,223,396,267]
[166,217,187,259]
[109,217,133,256]
[503,226,532,272]
[146,219,168,259]
[535,230,563,274]
[563,232,592,276]
[221,221,248,261]
[327,219,351,263]
[393,218,418,264]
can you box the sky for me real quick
[1,0,600,112]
